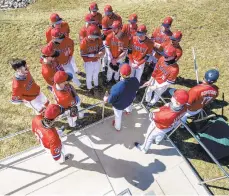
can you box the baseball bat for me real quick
[192,47,199,84]
[222,92,224,117]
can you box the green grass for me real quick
[0,0,229,194]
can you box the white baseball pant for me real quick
[102,40,108,70]
[130,60,145,82]
[145,80,170,105]
[24,92,49,114]
[106,58,124,82]
[113,105,132,131]
[66,96,84,127]
[139,121,172,153]
[62,61,81,87]
[181,109,202,123]
[84,60,100,90]
[70,56,79,73]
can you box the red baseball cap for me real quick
[87,25,100,37]
[170,30,182,41]
[89,2,99,11]
[120,64,131,78]
[162,16,173,28]
[54,71,73,84]
[50,13,62,23]
[44,104,61,120]
[128,13,138,23]
[163,45,176,57]
[173,89,189,105]
[41,45,54,57]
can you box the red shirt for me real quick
[105,32,129,58]
[45,21,70,43]
[11,71,40,102]
[48,37,74,65]
[32,115,62,160]
[80,37,104,62]
[153,105,187,129]
[151,27,172,44]
[152,57,179,84]
[102,13,122,36]
[52,84,76,108]
[188,83,219,111]
[129,36,154,62]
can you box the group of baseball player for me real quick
[10,2,220,163]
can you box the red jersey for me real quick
[92,12,102,26]
[40,59,64,86]
[45,22,70,43]
[80,37,104,62]
[151,27,172,44]
[188,83,219,111]
[48,37,74,65]
[122,23,138,40]
[102,13,122,36]
[152,57,179,84]
[162,41,183,62]
[129,36,154,62]
[153,105,187,129]
[11,71,40,103]
[105,33,129,58]
[52,84,76,108]
[79,25,101,43]
[32,115,62,160]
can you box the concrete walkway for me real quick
[0,105,209,195]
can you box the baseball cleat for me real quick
[112,120,120,132]
[125,111,131,115]
[134,142,141,150]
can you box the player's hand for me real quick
[132,63,138,69]
[143,81,151,87]
[103,96,108,102]
[111,59,117,65]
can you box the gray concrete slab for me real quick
[0,105,209,195]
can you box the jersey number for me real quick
[201,96,213,105]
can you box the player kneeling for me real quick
[52,71,84,128]
[32,104,69,163]
[135,89,188,154]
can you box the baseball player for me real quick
[46,13,70,43]
[40,45,64,90]
[52,71,84,128]
[10,58,49,114]
[144,45,179,109]
[135,89,189,153]
[128,24,154,82]
[88,2,102,29]
[101,5,122,70]
[49,27,81,87]
[32,104,69,163]
[79,14,101,43]
[104,21,129,84]
[80,25,105,93]
[181,69,219,123]
[122,13,138,41]
[103,64,140,131]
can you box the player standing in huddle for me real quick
[49,28,81,87]
[128,24,154,82]
[88,2,102,29]
[122,14,138,41]
[40,45,64,90]
[181,69,219,123]
[144,45,179,109]
[80,25,105,94]
[135,90,189,153]
[52,71,84,128]
[32,104,69,163]
[104,21,129,84]
[10,59,49,114]
[46,13,70,43]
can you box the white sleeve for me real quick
[105,47,113,61]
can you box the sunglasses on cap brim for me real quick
[88,35,100,39]
[128,20,137,23]
[170,36,180,41]
[86,21,96,24]
[162,23,171,28]
[136,32,146,36]
[105,11,113,15]
[66,73,73,81]
[91,9,98,12]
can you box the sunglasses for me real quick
[128,20,137,24]
[162,23,171,28]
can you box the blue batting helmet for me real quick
[204,69,219,84]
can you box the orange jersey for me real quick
[122,23,137,40]
[79,25,101,42]
[52,84,76,108]
[152,57,179,84]
[48,37,74,65]
[11,71,40,103]
[129,36,154,62]
[162,41,183,61]
[92,12,102,26]
[45,21,70,43]
[105,33,129,58]
[80,37,104,62]
[151,27,172,44]
[102,13,122,36]
[40,59,64,86]
[32,115,62,160]
[187,83,219,111]
[153,105,187,129]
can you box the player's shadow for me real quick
[63,133,166,191]
[175,76,198,88]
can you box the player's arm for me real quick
[66,22,70,34]
[116,39,128,61]
[95,39,105,58]
[108,86,119,104]
[50,137,63,161]
[102,18,112,36]
[128,38,134,63]
[11,84,23,104]
[69,39,74,56]
[105,35,113,61]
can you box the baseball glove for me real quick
[70,105,79,117]
[109,62,120,72]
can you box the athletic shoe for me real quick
[112,120,120,132]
